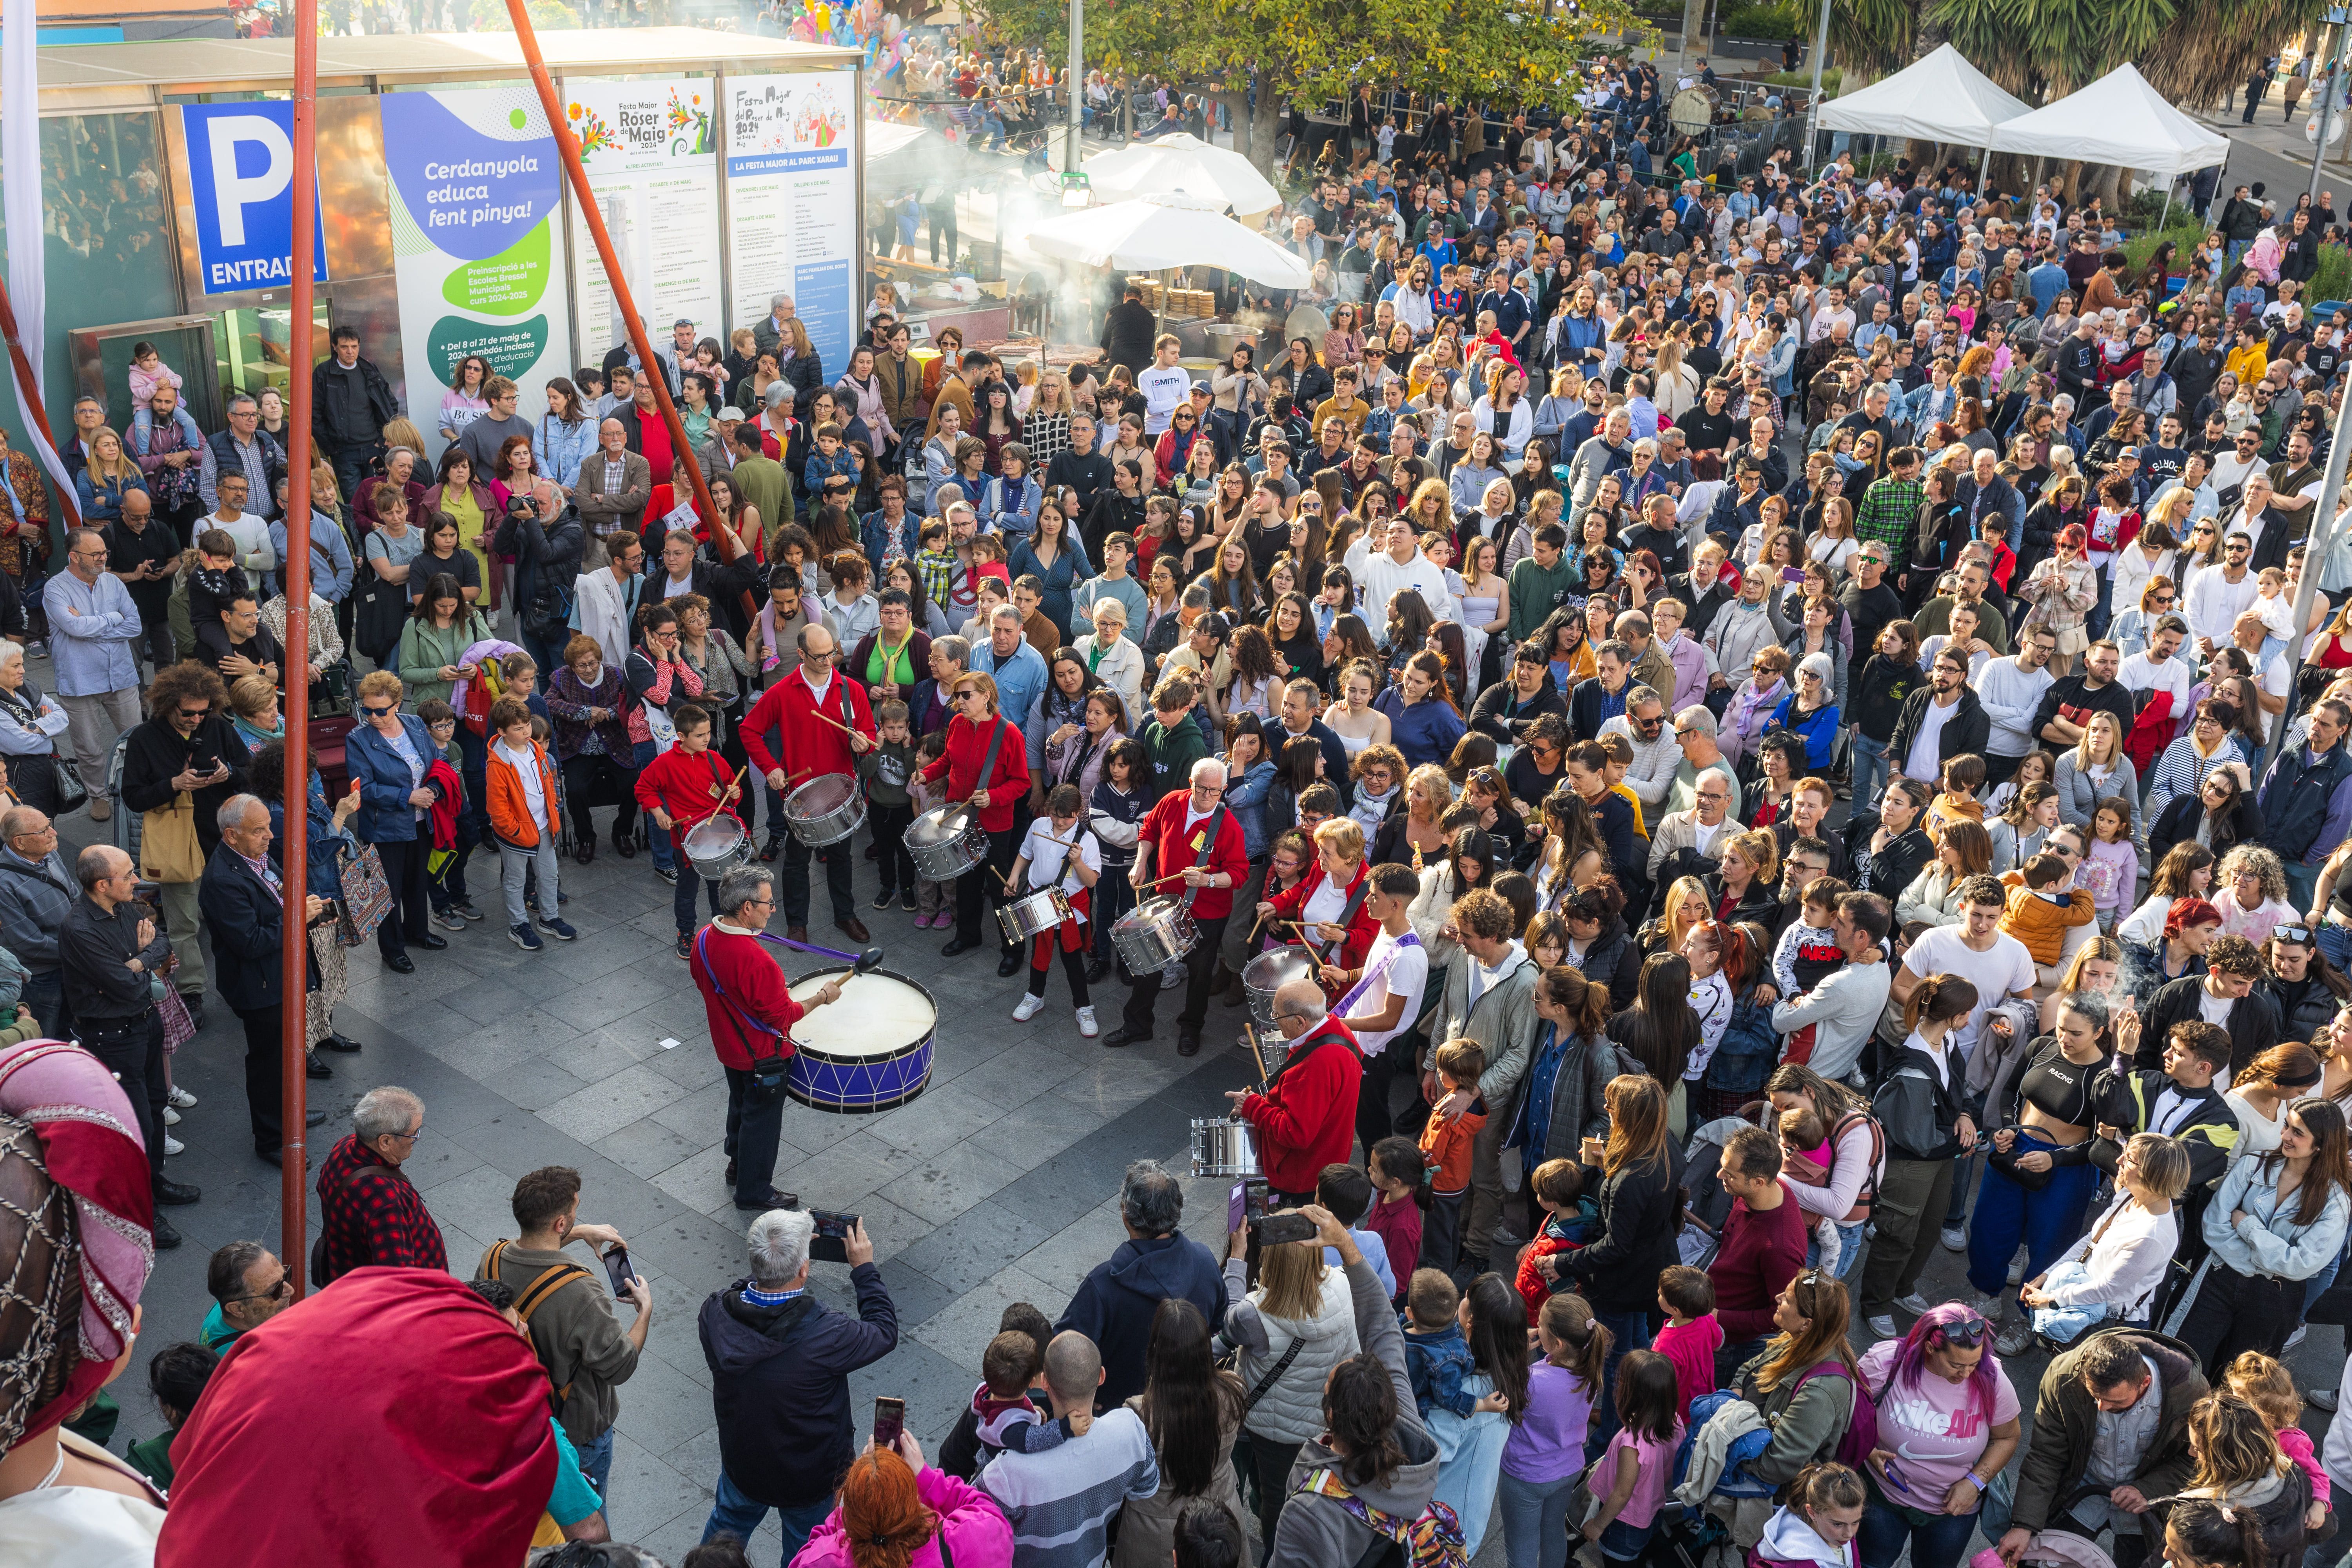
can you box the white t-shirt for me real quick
[1904,693,1960,782]
[1138,364,1191,435]
[2255,650,2290,744]
[493,737,547,828]
[1304,873,1352,928]
[2117,651,2192,715]
[2198,984,2236,1027]
[1349,928,1428,1060]
[1900,925,2036,1054]
[1019,818,1100,909]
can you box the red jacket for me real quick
[691,922,806,1070]
[635,744,744,844]
[1237,1020,1362,1196]
[918,711,1030,833]
[1135,791,1251,921]
[1706,1179,1811,1341]
[1267,860,1380,987]
[742,667,878,789]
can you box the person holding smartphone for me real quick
[118,660,252,1028]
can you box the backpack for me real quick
[1826,1108,1886,1223]
[1294,1468,1470,1568]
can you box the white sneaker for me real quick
[1011,993,1045,1022]
[168,1085,198,1109]
[1895,1292,1934,1317]
[163,1134,184,1156]
[1994,1322,2036,1358]
[1866,1314,1900,1339]
[2286,1325,2308,1350]
[1076,1005,1099,1038]
[1161,962,1185,990]
[1940,1222,1967,1251]
[162,1105,181,1126]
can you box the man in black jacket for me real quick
[2033,640,2136,752]
[2142,938,2281,1078]
[1057,1160,1228,1408]
[1887,649,1989,784]
[120,661,252,1024]
[701,1207,895,1561]
[311,325,398,507]
[1098,285,1157,375]
[494,482,586,675]
[198,794,330,1163]
[62,842,195,1243]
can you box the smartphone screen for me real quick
[873,1396,906,1452]
[1229,1181,1247,1233]
[602,1246,633,1296]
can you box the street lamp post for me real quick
[1065,0,1083,171]
[1802,0,1832,171]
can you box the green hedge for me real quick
[1720,2,1803,38]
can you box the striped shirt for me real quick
[976,1405,1159,1568]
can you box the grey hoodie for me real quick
[1265,1255,1440,1568]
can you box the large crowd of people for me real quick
[15,34,2352,1568]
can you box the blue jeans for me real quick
[1498,1468,1579,1568]
[577,1426,615,1520]
[1858,1494,1982,1568]
[1851,730,1890,806]
[1586,1308,1653,1461]
[2087,569,2115,642]
[630,739,677,873]
[1806,1218,1867,1282]
[1944,1150,1980,1228]
[1598,1518,1657,1562]
[1965,1131,2101,1299]
[22,968,71,1043]
[2319,921,2352,973]
[703,1469,835,1568]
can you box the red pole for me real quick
[0,278,82,529]
[282,0,318,1296]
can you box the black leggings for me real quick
[561,751,639,845]
[1026,943,1092,1006]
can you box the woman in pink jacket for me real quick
[790,1435,1014,1568]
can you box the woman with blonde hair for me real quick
[1636,875,1714,975]
[1214,1210,1362,1550]
[1372,762,1455,870]
[2056,709,2141,842]
[1554,1073,1686,1445]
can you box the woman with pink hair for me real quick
[1850,1303,2022,1568]
[2020,518,2101,676]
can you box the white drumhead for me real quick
[789,971,938,1055]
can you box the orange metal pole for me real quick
[282,0,318,1294]
[0,278,82,529]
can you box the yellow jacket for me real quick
[1996,869,2097,965]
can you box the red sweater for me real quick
[742,667,878,788]
[691,922,805,1070]
[1267,861,1380,990]
[634,744,743,844]
[917,712,1030,833]
[1706,1178,1811,1341]
[1237,1022,1362,1195]
[1134,792,1250,920]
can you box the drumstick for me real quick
[809,709,860,739]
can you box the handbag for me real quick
[336,844,394,947]
[50,754,87,815]
[139,794,205,883]
[354,562,408,664]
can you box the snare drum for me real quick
[1190,1116,1259,1178]
[682,816,753,884]
[1111,895,1198,974]
[784,773,867,848]
[1242,947,1317,1027]
[786,967,937,1112]
[906,803,987,880]
[997,887,1073,945]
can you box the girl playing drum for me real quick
[1008,783,1105,1038]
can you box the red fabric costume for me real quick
[918,710,1031,833]
[742,665,879,791]
[693,922,807,1069]
[635,743,745,846]
[1266,859,1381,990]
[1237,1018,1363,1195]
[1134,792,1250,920]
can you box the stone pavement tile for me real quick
[908,1264,1064,1374]
[603,1429,709,1552]
[645,1036,730,1091]
[638,1299,719,1391]
[343,993,475,1055]
[873,1257,961,1331]
[650,1142,742,1221]
[1054,1053,1196,1114]
[424,1007,586,1080]
[549,1020,673,1086]
[1014,1200,1138,1303]
[877,1141,1027,1227]
[849,1333,985,1445]
[771,1096,873,1152]
[543,966,685,1033]
[829,1191,934,1265]
[950,1038,1078,1112]
[541,1061,696,1145]
[436,970,551,1027]
[771,1136,923,1212]
[444,1107,621,1185]
[477,1055,592,1114]
[892,1207,1058,1296]
[417,1160,532,1249]
[593,1115,710,1181]
[394,1124,488,1188]
[919,1029,1018,1093]
[610,1347,723,1464]
[650,1077,736,1137]
[965,1096,1111,1173]
[862,1081,1010,1154]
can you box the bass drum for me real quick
[785,967,938,1113]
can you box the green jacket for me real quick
[1733,1349,1855,1486]
[1506,554,1577,646]
[1142,715,1210,804]
[731,452,791,540]
[125,1423,182,1488]
[2012,1327,2206,1534]
[396,610,494,705]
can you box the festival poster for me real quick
[563,77,726,368]
[724,71,858,378]
[378,87,573,457]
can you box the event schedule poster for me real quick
[563,77,726,366]
[378,88,574,454]
[725,71,857,378]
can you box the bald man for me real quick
[1229,978,1363,1207]
[1102,757,1252,1055]
[976,1330,1159,1561]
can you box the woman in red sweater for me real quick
[635,703,745,956]
[1257,816,1381,996]
[917,671,1031,970]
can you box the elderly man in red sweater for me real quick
[691,864,844,1211]
[1229,977,1362,1207]
[1102,755,1252,1056]
[742,621,877,947]
[1706,1122,1812,1386]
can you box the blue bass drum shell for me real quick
[784,965,937,1114]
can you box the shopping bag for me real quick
[336,845,393,948]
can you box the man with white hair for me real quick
[1668,706,1744,820]
[698,1203,893,1563]
[199,793,331,1165]
[1648,766,1737,885]
[1102,756,1251,1054]
[314,1086,441,1282]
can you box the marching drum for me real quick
[682,816,753,883]
[786,966,937,1112]
[784,773,868,848]
[1242,947,1316,1027]
[906,803,988,880]
[997,887,1073,945]
[1111,895,1198,974]
[1190,1116,1260,1178]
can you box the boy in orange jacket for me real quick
[635,702,745,957]
[1416,1037,1487,1280]
[484,695,577,951]
[1998,852,2097,985]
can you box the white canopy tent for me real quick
[1988,62,2230,176]
[1078,132,1284,225]
[1815,43,2032,147]
[1019,191,1312,288]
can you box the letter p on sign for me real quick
[206,114,292,247]
[179,102,327,295]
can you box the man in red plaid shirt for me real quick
[315,1085,446,1283]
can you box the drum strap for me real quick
[961,717,1009,808]
[693,927,790,1068]
[1336,931,1421,1016]
[1178,806,1229,911]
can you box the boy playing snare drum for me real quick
[634,703,746,958]
[1007,783,1103,1038]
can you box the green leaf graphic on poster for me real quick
[441,220,554,318]
[425,314,550,385]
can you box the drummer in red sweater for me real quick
[635,704,746,958]
[1101,756,1252,1056]
[1254,816,1381,996]
[917,671,1032,972]
[742,622,877,949]
[1706,1123,1811,1387]
[692,864,844,1212]
[1227,977,1363,1207]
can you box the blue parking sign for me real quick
[181,102,329,294]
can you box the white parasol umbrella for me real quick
[1080,131,1283,222]
[1019,191,1313,289]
